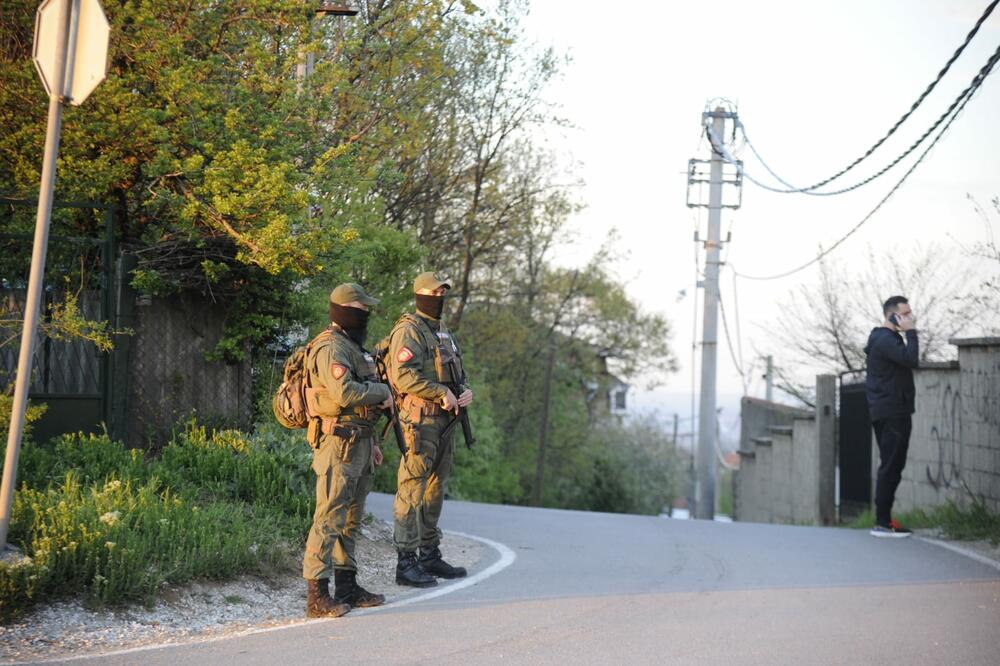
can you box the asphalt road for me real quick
[67,493,1000,665]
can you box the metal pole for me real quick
[765,354,774,402]
[0,0,74,550]
[695,108,727,520]
[532,339,556,506]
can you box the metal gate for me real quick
[839,379,872,516]
[0,196,118,444]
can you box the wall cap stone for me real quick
[917,360,959,369]
[741,396,813,418]
[949,336,1000,348]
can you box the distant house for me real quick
[607,372,629,415]
[593,348,629,422]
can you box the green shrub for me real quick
[155,422,313,534]
[1,473,291,621]
[0,420,319,621]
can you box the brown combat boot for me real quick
[306,578,351,618]
[333,569,386,608]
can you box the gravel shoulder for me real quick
[0,518,484,664]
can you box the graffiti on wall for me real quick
[925,379,962,491]
[966,358,1000,431]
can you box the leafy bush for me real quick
[0,422,313,621]
[1,474,291,620]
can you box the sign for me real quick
[33,0,110,105]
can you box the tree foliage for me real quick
[1,0,681,512]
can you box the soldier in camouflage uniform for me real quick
[302,283,390,617]
[384,271,473,587]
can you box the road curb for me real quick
[915,535,1000,573]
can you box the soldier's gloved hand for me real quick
[373,445,383,467]
[441,389,459,414]
[457,389,474,407]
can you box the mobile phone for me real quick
[889,313,899,325]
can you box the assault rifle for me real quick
[436,340,475,449]
[373,346,406,455]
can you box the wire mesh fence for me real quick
[1,197,252,448]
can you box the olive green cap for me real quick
[413,271,452,293]
[329,283,379,306]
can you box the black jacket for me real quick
[864,327,919,422]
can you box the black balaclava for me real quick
[415,293,446,320]
[329,303,370,347]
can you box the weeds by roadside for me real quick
[847,501,1000,544]
[0,420,313,622]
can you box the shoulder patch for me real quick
[331,364,348,380]
[397,347,414,363]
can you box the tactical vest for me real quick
[305,327,380,427]
[389,314,465,389]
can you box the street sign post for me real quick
[0,0,110,555]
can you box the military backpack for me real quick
[271,330,331,429]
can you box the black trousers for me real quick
[872,415,912,525]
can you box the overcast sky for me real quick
[521,0,1000,428]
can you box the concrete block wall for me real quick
[734,397,812,523]
[889,338,1000,514]
[955,339,1000,511]
[791,418,819,524]
[893,364,963,513]
[734,393,834,525]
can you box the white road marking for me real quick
[357,529,517,612]
[28,529,516,665]
[916,536,1000,573]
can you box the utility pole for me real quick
[297,4,357,89]
[687,105,741,520]
[671,413,679,449]
[765,355,774,402]
[533,339,556,506]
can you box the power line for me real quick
[730,266,746,378]
[735,40,1000,195]
[731,43,1000,281]
[730,0,998,194]
[708,39,1000,197]
[718,283,748,395]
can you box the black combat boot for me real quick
[333,569,386,608]
[306,578,351,618]
[396,551,438,588]
[419,546,467,579]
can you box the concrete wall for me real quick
[734,385,836,525]
[738,338,1000,525]
[889,338,1000,514]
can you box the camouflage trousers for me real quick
[393,413,455,553]
[302,431,374,580]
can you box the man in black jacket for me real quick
[864,295,918,537]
